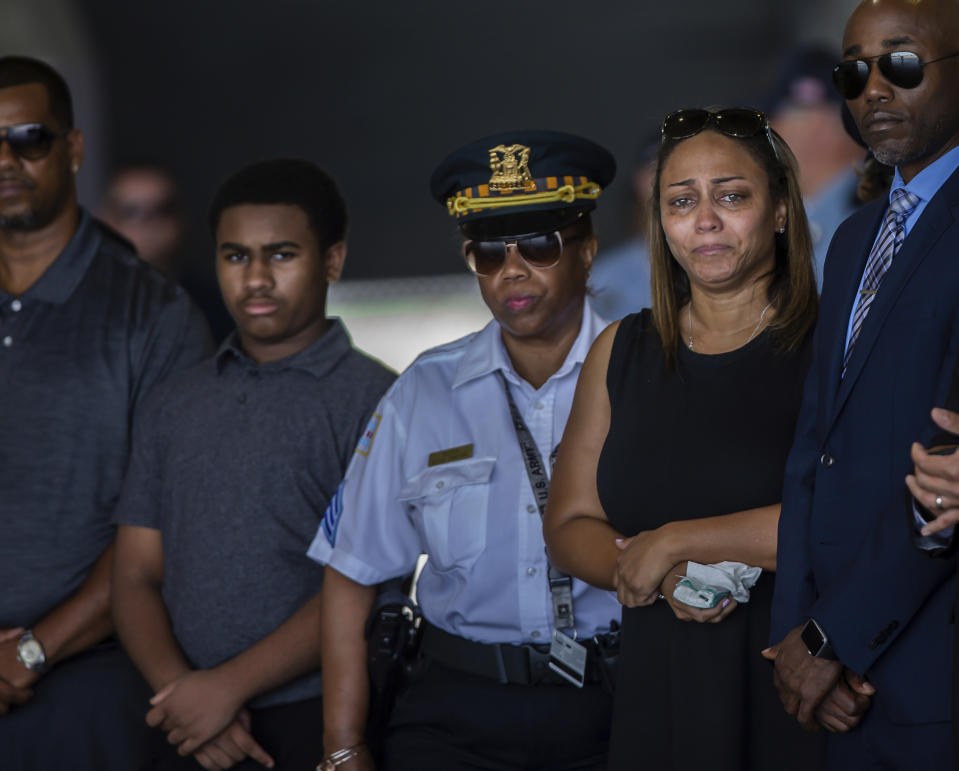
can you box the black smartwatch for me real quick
[800,618,837,660]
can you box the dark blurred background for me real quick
[2,0,857,283]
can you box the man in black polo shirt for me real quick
[112,158,395,770]
[0,57,212,769]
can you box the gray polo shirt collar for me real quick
[214,317,354,380]
[0,208,100,306]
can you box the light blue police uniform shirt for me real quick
[307,300,622,644]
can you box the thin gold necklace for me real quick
[687,301,773,351]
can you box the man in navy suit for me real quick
[766,0,959,767]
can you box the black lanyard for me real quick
[497,371,576,634]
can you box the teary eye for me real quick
[719,192,746,204]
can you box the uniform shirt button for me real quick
[435,480,445,489]
[530,630,541,639]
[526,567,537,577]
[10,299,21,312]
[820,453,835,467]
[526,504,537,514]
[535,401,545,410]
[2,336,12,347]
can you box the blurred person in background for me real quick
[0,55,211,770]
[99,161,183,275]
[588,132,658,320]
[99,160,233,342]
[765,45,867,287]
[309,130,622,771]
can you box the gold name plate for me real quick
[428,443,474,467]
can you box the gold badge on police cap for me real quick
[488,144,535,192]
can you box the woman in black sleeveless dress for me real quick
[545,109,837,770]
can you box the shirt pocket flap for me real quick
[398,457,496,501]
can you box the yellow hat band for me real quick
[446,176,602,218]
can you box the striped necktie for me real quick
[842,187,920,375]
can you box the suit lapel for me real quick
[829,170,959,427]
[819,203,885,425]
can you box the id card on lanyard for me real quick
[497,371,588,687]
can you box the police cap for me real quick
[430,130,616,240]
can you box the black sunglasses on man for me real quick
[0,122,69,161]
[832,50,959,100]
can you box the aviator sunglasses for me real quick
[463,230,586,277]
[832,50,959,100]
[661,108,780,161]
[0,123,69,161]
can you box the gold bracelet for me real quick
[317,744,364,771]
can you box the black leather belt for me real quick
[420,622,600,686]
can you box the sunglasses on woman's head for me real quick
[832,50,959,100]
[661,108,780,162]
[0,123,69,161]
[462,230,586,277]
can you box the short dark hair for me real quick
[208,158,348,250]
[0,56,74,129]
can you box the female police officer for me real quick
[308,131,621,771]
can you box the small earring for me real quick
[71,164,79,173]
[777,226,786,234]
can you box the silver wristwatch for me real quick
[16,629,47,673]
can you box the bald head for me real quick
[847,0,959,47]
[841,0,959,181]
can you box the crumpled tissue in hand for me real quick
[683,560,762,604]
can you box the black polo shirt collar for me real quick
[0,208,100,306]
[215,318,354,380]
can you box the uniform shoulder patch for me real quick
[321,484,344,546]
[355,413,382,457]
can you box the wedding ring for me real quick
[936,495,945,510]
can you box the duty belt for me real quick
[420,622,603,687]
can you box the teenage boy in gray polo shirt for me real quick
[112,159,395,771]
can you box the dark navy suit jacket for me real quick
[771,166,959,725]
